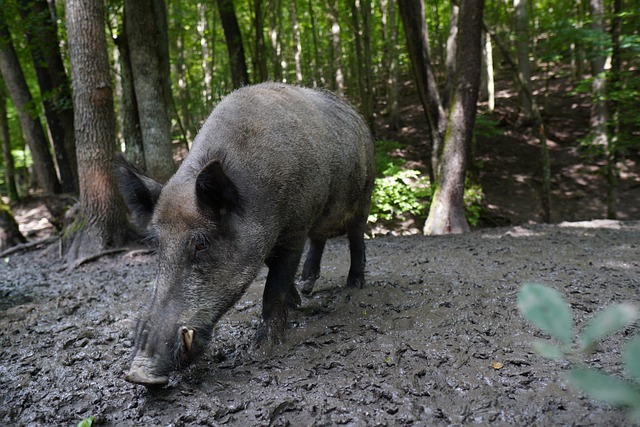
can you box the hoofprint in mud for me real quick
[1,220,638,425]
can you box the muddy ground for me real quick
[1,219,639,426]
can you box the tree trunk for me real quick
[0,82,19,201]
[216,0,250,89]
[292,1,303,83]
[0,199,26,252]
[480,29,495,111]
[253,0,268,82]
[114,29,145,172]
[268,0,283,81]
[125,0,175,183]
[328,1,344,96]
[64,0,129,265]
[443,3,459,107]
[384,0,400,129]
[17,0,78,194]
[424,0,484,235]
[605,0,622,220]
[514,0,533,121]
[398,0,446,182]
[0,11,60,195]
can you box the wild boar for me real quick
[117,82,375,386]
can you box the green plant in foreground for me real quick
[518,283,640,423]
[77,416,94,427]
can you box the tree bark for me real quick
[18,0,78,194]
[216,0,250,89]
[64,0,129,264]
[113,29,145,172]
[328,1,344,96]
[398,0,446,182]
[514,0,533,121]
[605,0,622,219]
[253,0,268,82]
[443,3,459,107]
[125,0,175,183]
[0,9,60,195]
[0,199,26,252]
[424,0,484,235]
[0,82,19,202]
[383,0,400,129]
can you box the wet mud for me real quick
[1,220,639,425]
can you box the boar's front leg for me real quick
[298,238,326,295]
[257,242,305,345]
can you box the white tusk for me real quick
[181,327,194,352]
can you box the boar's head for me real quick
[116,155,257,386]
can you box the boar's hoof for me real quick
[346,273,365,289]
[298,278,317,296]
[124,358,169,386]
[255,318,286,348]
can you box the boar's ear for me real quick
[195,160,240,217]
[115,153,163,228]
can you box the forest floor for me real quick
[1,74,640,426]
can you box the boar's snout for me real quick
[125,356,170,386]
[125,324,197,386]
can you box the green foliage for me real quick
[518,283,640,423]
[473,113,503,140]
[463,181,484,227]
[76,416,94,427]
[368,140,430,223]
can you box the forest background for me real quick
[0,0,638,262]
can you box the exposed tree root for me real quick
[0,237,58,258]
[67,248,127,271]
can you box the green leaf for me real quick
[518,283,573,344]
[532,339,565,359]
[624,335,640,383]
[579,303,639,351]
[77,416,94,427]
[567,368,640,407]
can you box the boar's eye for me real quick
[192,235,209,257]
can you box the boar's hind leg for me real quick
[298,238,326,295]
[346,219,367,289]
[258,244,305,345]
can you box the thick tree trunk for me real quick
[125,0,175,183]
[398,0,446,182]
[216,0,250,89]
[0,200,26,252]
[0,10,60,195]
[65,0,129,265]
[0,84,19,202]
[424,0,484,235]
